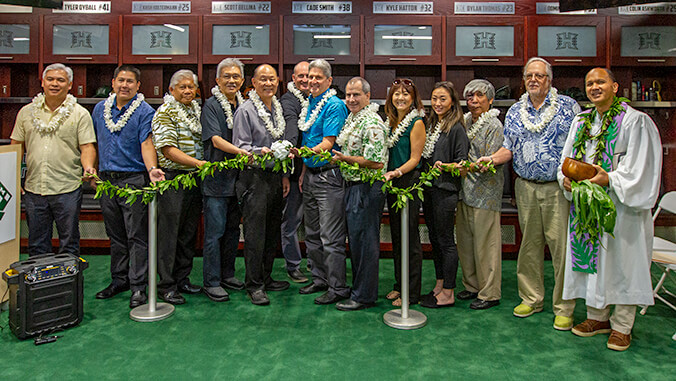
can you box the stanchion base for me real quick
[130,302,175,322]
[383,309,427,330]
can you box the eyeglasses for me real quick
[524,73,548,81]
[393,79,413,86]
[220,74,242,80]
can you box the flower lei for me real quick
[30,93,77,134]
[464,108,500,140]
[519,87,559,134]
[103,92,145,133]
[298,88,337,132]
[422,120,443,159]
[247,89,286,139]
[162,93,201,134]
[385,108,424,148]
[211,86,245,130]
[287,81,309,109]
[336,103,380,148]
[572,96,628,166]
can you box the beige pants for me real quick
[456,201,502,301]
[587,305,636,335]
[514,178,575,317]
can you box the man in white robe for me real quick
[558,67,662,351]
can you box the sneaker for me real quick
[513,303,543,318]
[571,319,612,337]
[607,330,631,351]
[553,315,574,331]
[287,269,309,283]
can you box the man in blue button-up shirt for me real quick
[479,57,580,330]
[92,65,164,309]
[296,59,350,305]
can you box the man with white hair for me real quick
[478,57,581,330]
[10,63,97,257]
[201,58,248,302]
[233,64,291,306]
[152,69,206,305]
[280,61,310,283]
[333,77,387,311]
[296,59,349,305]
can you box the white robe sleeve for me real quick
[607,107,662,210]
[557,115,581,201]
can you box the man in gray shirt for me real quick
[233,64,291,305]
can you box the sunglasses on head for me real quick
[392,79,413,86]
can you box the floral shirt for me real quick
[337,109,388,182]
[503,91,580,182]
[152,100,203,170]
[461,113,504,211]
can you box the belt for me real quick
[345,180,365,187]
[99,171,146,180]
[307,165,337,175]
[519,176,556,184]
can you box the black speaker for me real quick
[3,253,88,340]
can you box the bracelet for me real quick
[148,166,157,172]
[396,169,403,178]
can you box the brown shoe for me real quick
[607,330,631,351]
[571,319,612,337]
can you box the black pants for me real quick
[236,169,283,292]
[423,187,459,290]
[386,170,422,303]
[99,172,149,292]
[157,169,202,293]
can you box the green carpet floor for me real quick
[1,256,675,380]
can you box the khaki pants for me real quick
[514,178,575,317]
[587,305,636,335]
[456,201,502,301]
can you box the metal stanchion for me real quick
[384,198,427,329]
[130,195,174,322]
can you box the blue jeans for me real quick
[345,181,385,304]
[23,187,82,256]
[202,195,241,287]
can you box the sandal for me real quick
[392,297,402,307]
[386,290,400,300]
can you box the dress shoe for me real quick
[248,289,270,306]
[314,292,347,305]
[221,277,245,291]
[96,283,130,299]
[470,298,500,310]
[265,280,290,291]
[203,286,230,302]
[159,290,186,305]
[336,299,375,311]
[457,290,478,300]
[299,283,328,295]
[178,283,202,294]
[129,290,147,308]
[288,269,309,283]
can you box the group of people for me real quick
[10,56,661,352]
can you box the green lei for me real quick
[572,97,629,168]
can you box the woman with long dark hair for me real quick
[382,78,426,306]
[419,81,469,308]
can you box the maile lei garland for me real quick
[519,87,559,134]
[385,108,424,148]
[247,89,286,139]
[162,93,201,134]
[336,103,380,148]
[568,96,627,274]
[103,93,145,133]
[31,93,77,134]
[298,88,337,132]
[211,86,245,129]
[464,109,500,140]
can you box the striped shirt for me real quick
[152,99,203,170]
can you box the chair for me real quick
[640,191,676,315]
